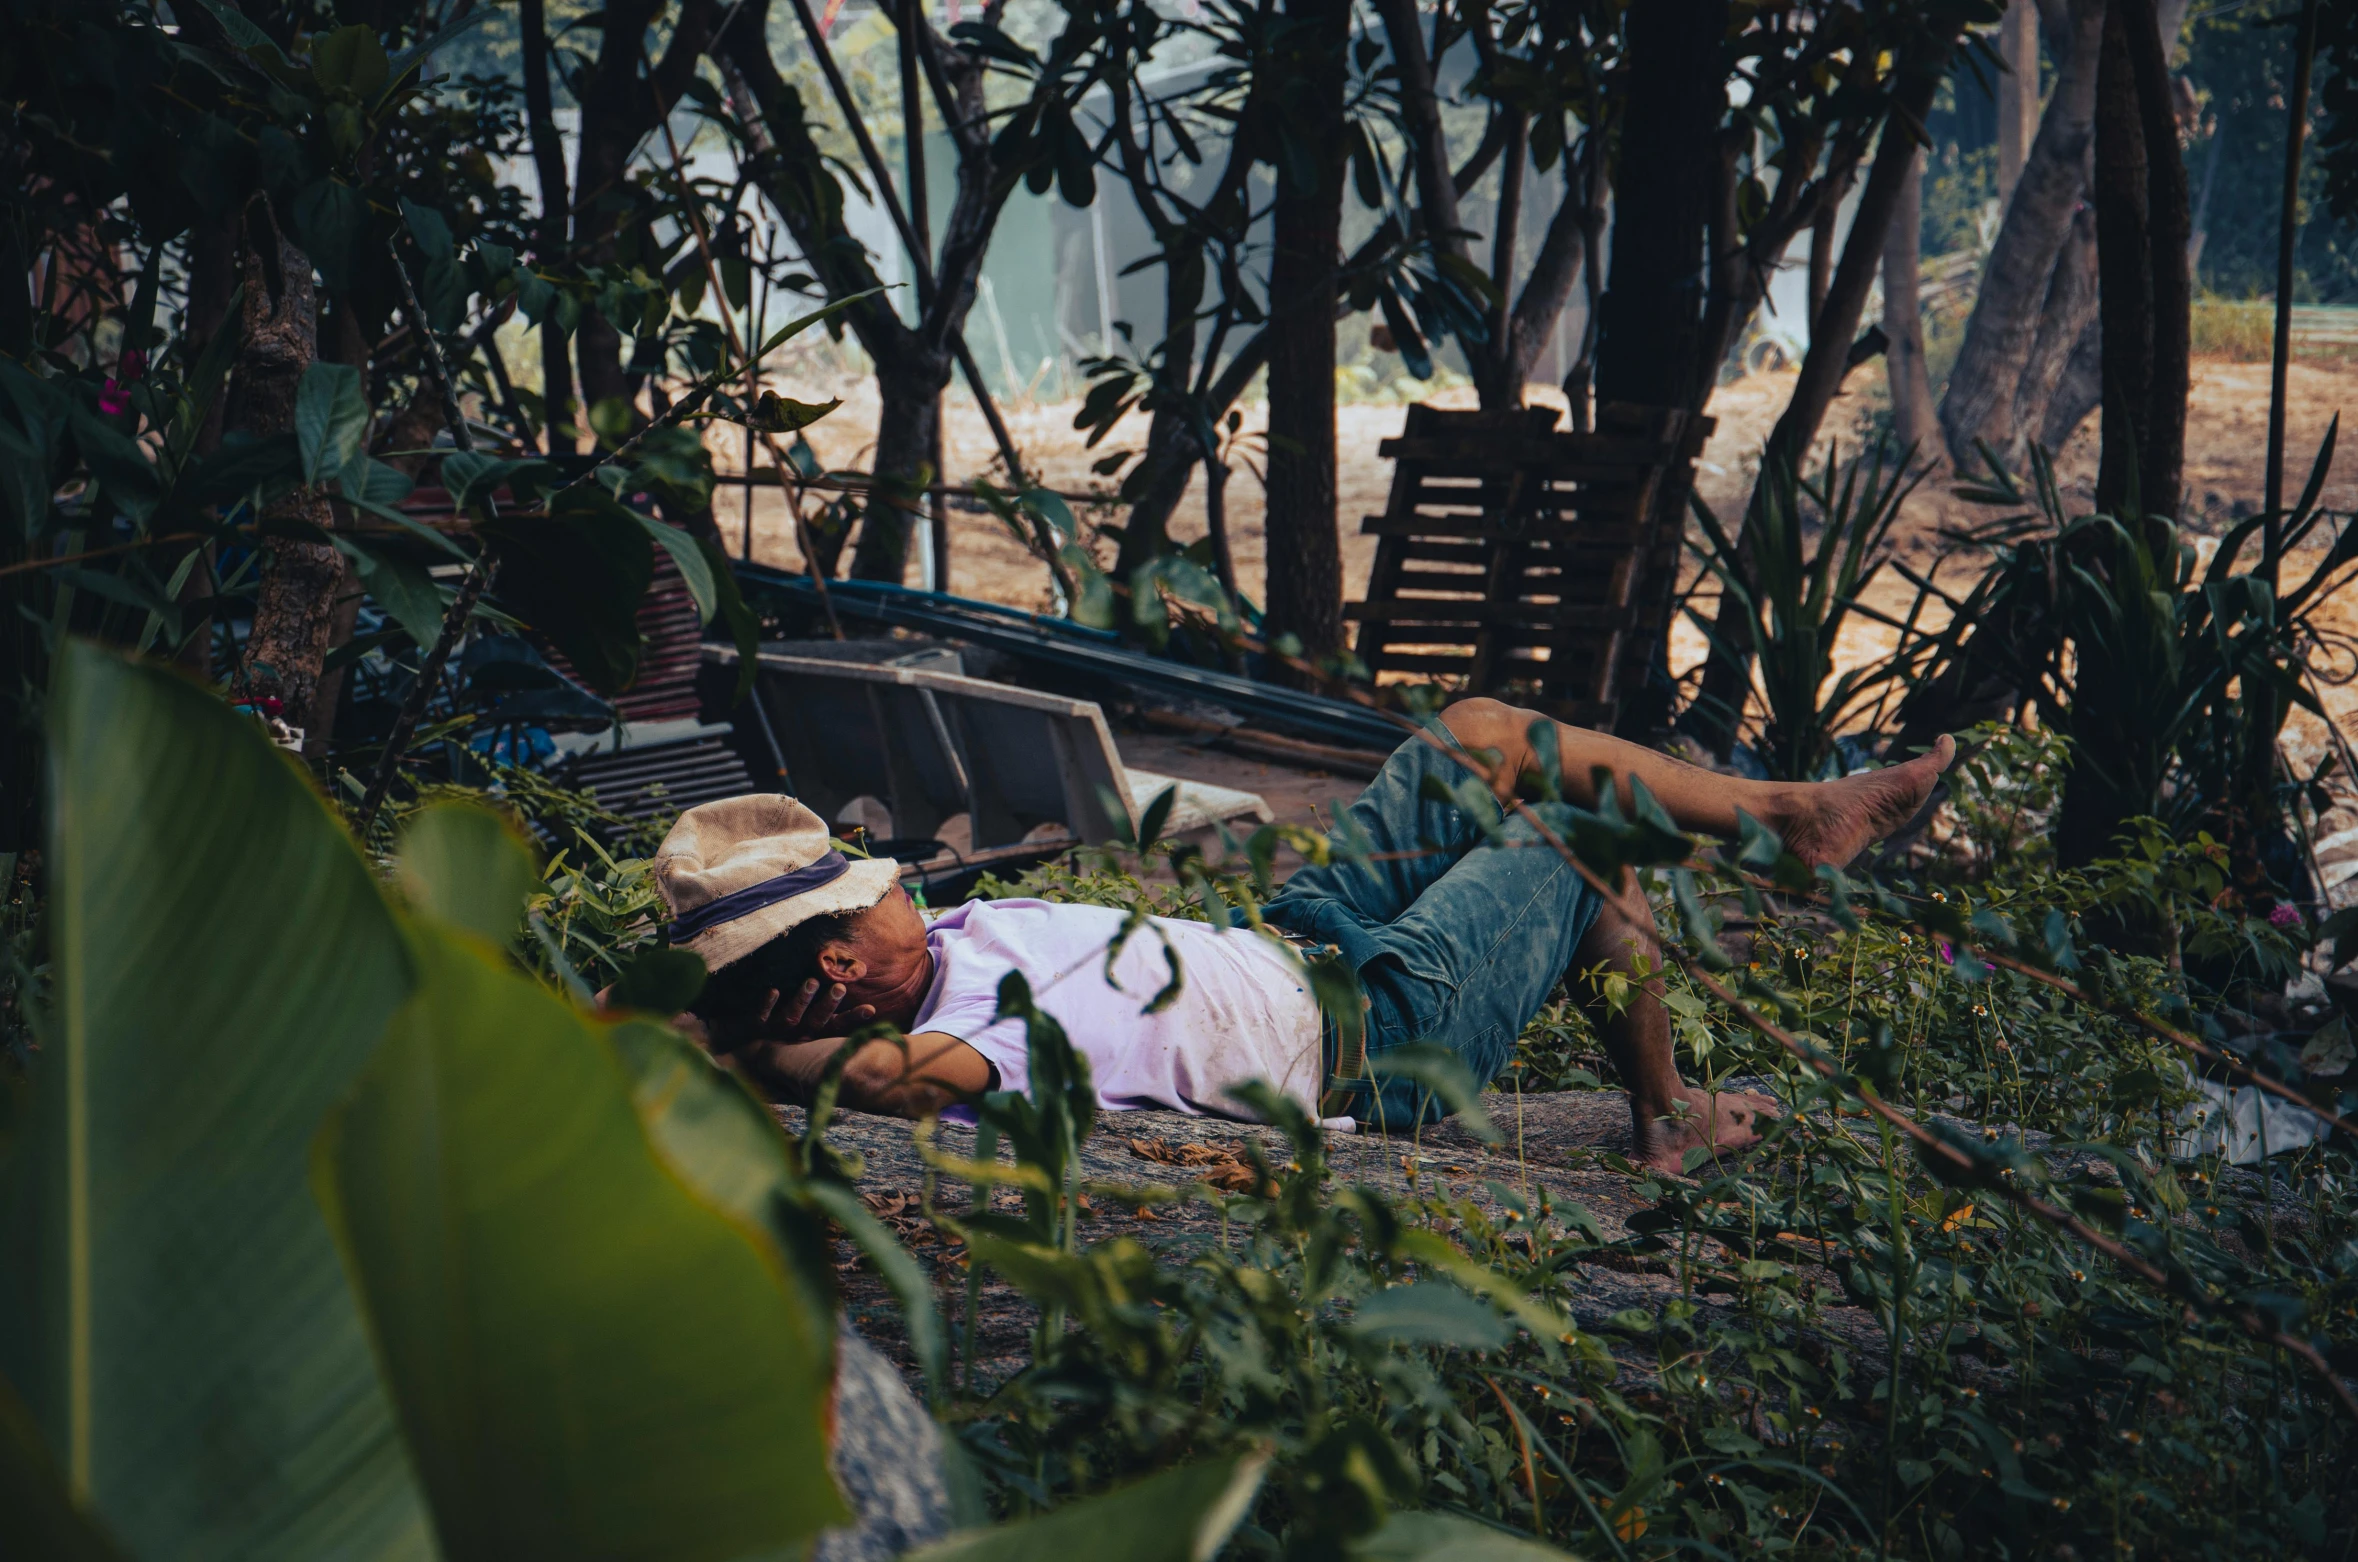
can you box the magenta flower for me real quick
[98,350,144,417]
[2269,902,2302,929]
[1939,940,1954,962]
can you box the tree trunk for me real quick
[1260,0,1349,673]
[2127,0,2190,523]
[1883,149,1939,454]
[1807,202,1836,327]
[1594,0,1724,413]
[238,216,340,736]
[852,356,950,584]
[2013,205,2101,449]
[2039,313,2104,450]
[1475,117,1529,409]
[1998,0,2042,206]
[1689,45,1955,758]
[1113,246,1211,578]
[2092,0,2155,519]
[1938,0,2108,466]
[520,0,577,455]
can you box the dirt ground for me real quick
[722,354,2358,821]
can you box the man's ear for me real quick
[816,942,864,982]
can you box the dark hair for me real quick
[687,909,858,1040]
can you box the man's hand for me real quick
[770,977,878,1042]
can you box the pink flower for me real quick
[98,350,144,417]
[2269,902,2302,929]
[1939,940,1954,962]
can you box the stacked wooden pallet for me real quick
[1345,401,1709,733]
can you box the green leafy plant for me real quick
[1,644,847,1558]
[1687,442,1939,781]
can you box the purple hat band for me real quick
[668,850,852,942]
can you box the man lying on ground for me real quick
[655,699,1953,1171]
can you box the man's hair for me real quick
[688,909,858,1037]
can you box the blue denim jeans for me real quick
[1264,727,1601,1127]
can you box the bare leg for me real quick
[1437,698,1948,1173]
[1434,697,1954,868]
[1575,876,1774,1172]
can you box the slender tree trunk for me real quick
[238,215,340,735]
[1691,45,1954,758]
[1807,203,1836,327]
[853,357,951,583]
[2129,0,2190,524]
[1939,0,2107,465]
[1596,0,1725,734]
[520,0,577,455]
[1476,117,1529,409]
[2092,0,2155,519]
[1883,149,1939,454]
[1113,247,1210,578]
[1595,0,1724,413]
[1998,0,2041,206]
[1260,0,1349,673]
[2266,0,2322,531]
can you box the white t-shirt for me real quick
[912,899,1324,1119]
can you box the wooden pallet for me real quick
[1345,401,1708,731]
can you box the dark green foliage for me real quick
[2184,5,2358,302]
[1686,442,1934,782]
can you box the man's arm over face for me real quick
[731,1030,994,1119]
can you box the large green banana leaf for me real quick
[908,1453,1269,1562]
[313,915,846,1562]
[0,639,434,1559]
[4,655,846,1562]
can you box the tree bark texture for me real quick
[2039,312,2105,450]
[520,0,578,455]
[1883,149,1940,454]
[2013,206,2101,449]
[1260,0,1351,670]
[571,0,717,425]
[1808,203,1836,327]
[1998,0,2042,205]
[2127,0,2191,523]
[238,217,340,733]
[2093,0,2156,518]
[1595,0,1725,413]
[1938,0,2107,466]
[853,361,950,582]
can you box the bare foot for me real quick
[1773,733,1956,868]
[1632,1086,1779,1174]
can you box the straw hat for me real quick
[653,795,901,972]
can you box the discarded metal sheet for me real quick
[730,567,1409,752]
